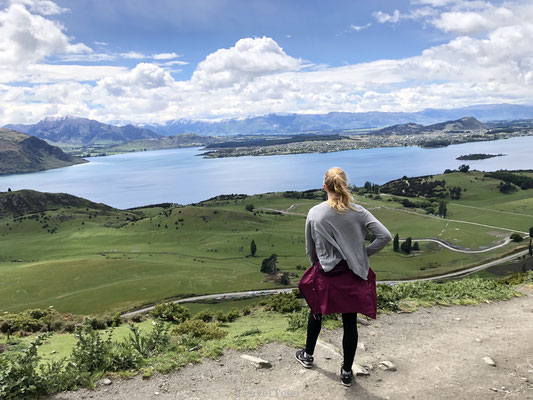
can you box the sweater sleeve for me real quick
[305,216,318,265]
[364,209,392,257]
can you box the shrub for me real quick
[192,309,214,322]
[0,334,48,399]
[287,309,308,331]
[151,302,191,323]
[126,322,170,358]
[510,233,524,242]
[70,322,113,373]
[226,308,241,322]
[172,320,227,340]
[262,291,302,313]
[214,311,228,323]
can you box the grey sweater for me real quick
[305,201,392,280]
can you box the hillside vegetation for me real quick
[0,170,532,315]
[0,129,86,174]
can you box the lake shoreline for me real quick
[1,136,533,209]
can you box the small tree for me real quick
[245,204,255,212]
[260,254,278,274]
[0,319,15,340]
[280,272,290,285]
[413,241,420,251]
[438,201,447,218]
[458,164,470,173]
[401,237,412,254]
[393,233,400,252]
[250,240,257,256]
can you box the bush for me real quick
[70,322,113,373]
[0,334,48,399]
[172,320,227,340]
[226,308,241,322]
[214,311,228,323]
[287,309,308,331]
[126,322,170,358]
[510,233,524,242]
[192,309,214,322]
[261,291,302,313]
[151,302,191,323]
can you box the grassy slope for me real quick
[0,171,531,315]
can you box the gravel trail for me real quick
[49,286,533,400]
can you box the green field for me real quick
[0,171,532,315]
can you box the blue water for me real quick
[3,136,533,209]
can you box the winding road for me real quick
[122,201,531,318]
[121,248,530,318]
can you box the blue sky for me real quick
[1,0,532,125]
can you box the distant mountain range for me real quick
[0,129,86,174]
[375,117,486,135]
[140,103,533,136]
[2,104,532,147]
[4,116,161,146]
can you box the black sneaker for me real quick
[295,349,313,368]
[340,367,353,387]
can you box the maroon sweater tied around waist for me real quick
[298,260,377,319]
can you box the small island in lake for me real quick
[456,153,506,160]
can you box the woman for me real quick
[296,167,392,387]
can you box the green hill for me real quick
[0,129,86,174]
[0,171,531,315]
[0,189,113,218]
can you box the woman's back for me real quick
[305,201,391,279]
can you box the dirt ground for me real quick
[48,287,533,400]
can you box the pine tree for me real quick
[413,241,419,251]
[393,233,400,252]
[438,201,447,218]
[250,240,257,257]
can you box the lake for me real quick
[3,136,533,209]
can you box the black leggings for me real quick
[304,311,358,372]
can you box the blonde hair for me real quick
[324,167,357,213]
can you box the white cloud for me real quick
[0,3,90,66]
[97,63,174,96]
[160,60,189,66]
[191,36,301,88]
[120,51,147,59]
[373,9,401,23]
[410,0,458,6]
[152,52,179,60]
[431,6,515,34]
[10,0,67,15]
[2,1,533,126]
[349,23,372,32]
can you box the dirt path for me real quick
[50,287,533,400]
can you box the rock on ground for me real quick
[48,287,533,400]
